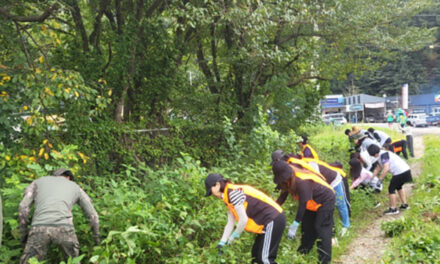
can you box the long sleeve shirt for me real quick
[19,176,99,238]
[399,125,413,136]
[294,178,335,223]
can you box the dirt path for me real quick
[336,136,424,264]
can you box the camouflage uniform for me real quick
[20,226,79,264]
[18,169,99,264]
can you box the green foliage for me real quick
[1,0,439,263]
[382,218,407,237]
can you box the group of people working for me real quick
[205,136,350,264]
[346,126,413,215]
[3,126,413,264]
[206,127,413,264]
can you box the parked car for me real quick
[426,114,440,126]
[365,115,384,123]
[322,113,347,125]
[408,113,428,127]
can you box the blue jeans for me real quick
[334,183,350,228]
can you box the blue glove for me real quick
[227,231,241,245]
[287,221,300,240]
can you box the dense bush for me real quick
[1,120,369,263]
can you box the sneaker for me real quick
[399,204,410,210]
[383,207,399,215]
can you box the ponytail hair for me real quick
[219,179,231,193]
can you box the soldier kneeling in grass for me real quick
[19,168,100,264]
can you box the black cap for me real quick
[53,168,74,181]
[204,173,223,197]
[271,161,294,187]
[349,158,362,180]
[367,144,381,156]
[270,150,284,166]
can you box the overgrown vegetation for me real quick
[1,0,439,263]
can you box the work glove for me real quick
[227,231,240,245]
[217,240,226,255]
[287,221,300,240]
[376,179,383,188]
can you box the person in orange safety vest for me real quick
[297,135,319,159]
[204,173,286,264]
[272,160,335,264]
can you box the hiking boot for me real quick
[399,204,410,210]
[383,207,399,215]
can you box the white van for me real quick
[408,113,428,127]
[322,113,347,125]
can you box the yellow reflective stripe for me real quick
[222,184,282,234]
[287,157,322,177]
[302,158,347,178]
[289,165,335,194]
[302,144,319,160]
[287,157,327,181]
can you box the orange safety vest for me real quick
[288,164,335,212]
[391,140,403,153]
[302,158,347,178]
[301,144,319,160]
[222,184,283,234]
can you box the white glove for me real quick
[287,221,300,240]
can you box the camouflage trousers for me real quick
[20,225,79,264]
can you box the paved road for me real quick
[349,123,440,137]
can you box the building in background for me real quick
[321,94,385,123]
[386,92,440,115]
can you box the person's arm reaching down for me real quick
[78,188,100,244]
[18,181,36,246]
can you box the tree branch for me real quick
[115,0,123,34]
[102,41,113,75]
[0,4,59,22]
[145,0,165,18]
[210,20,221,83]
[14,22,33,69]
[196,37,217,94]
[89,0,111,51]
[67,0,89,52]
